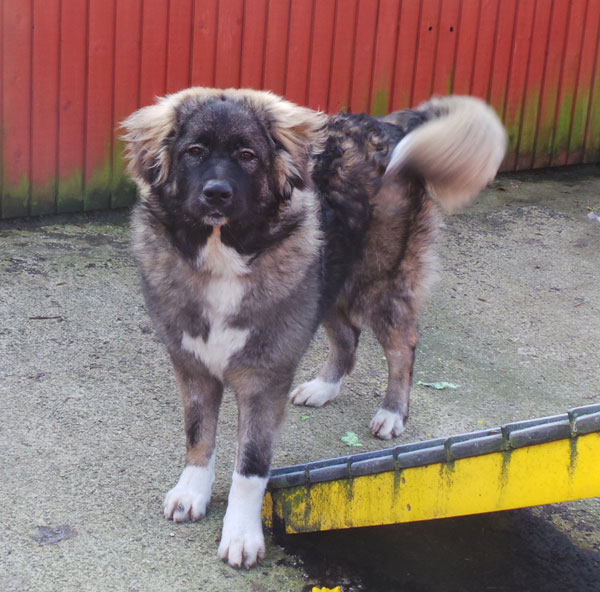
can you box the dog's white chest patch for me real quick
[182,324,249,380]
[181,228,250,379]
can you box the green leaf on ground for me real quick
[341,431,363,447]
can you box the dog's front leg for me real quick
[218,372,290,568]
[163,361,223,522]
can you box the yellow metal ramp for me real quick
[263,404,600,534]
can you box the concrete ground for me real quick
[1,165,599,592]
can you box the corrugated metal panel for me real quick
[1,0,598,219]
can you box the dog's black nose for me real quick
[202,180,233,204]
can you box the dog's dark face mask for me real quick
[154,98,291,256]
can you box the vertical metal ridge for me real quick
[448,0,464,95]
[500,0,520,122]
[325,0,339,110]
[109,0,119,209]
[346,0,361,110]
[27,0,34,216]
[549,0,572,166]
[566,0,591,161]
[510,0,535,171]
[136,0,144,106]
[187,0,195,87]
[238,0,246,89]
[531,0,554,168]
[0,0,4,219]
[515,0,541,170]
[323,0,338,111]
[467,0,481,95]
[583,5,600,161]
[259,0,269,89]
[409,0,424,106]
[485,0,502,104]
[259,0,270,90]
[163,0,172,95]
[388,0,403,111]
[429,0,443,100]
[82,0,90,208]
[281,0,294,100]
[212,0,219,87]
[53,0,63,213]
[366,0,382,113]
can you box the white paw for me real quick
[218,519,265,569]
[290,377,341,407]
[217,473,267,569]
[370,408,405,440]
[163,462,214,523]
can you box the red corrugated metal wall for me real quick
[1,0,599,218]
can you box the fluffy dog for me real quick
[122,87,505,568]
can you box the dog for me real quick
[122,87,506,568]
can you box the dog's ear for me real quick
[121,96,178,186]
[244,92,326,200]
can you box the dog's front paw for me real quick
[290,377,341,407]
[163,464,214,522]
[217,520,265,569]
[218,472,268,568]
[370,408,405,440]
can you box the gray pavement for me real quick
[1,165,599,591]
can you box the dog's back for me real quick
[312,97,505,320]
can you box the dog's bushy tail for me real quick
[384,96,507,211]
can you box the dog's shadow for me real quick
[275,506,600,592]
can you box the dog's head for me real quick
[122,88,325,230]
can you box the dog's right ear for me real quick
[121,97,178,186]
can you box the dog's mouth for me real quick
[202,212,229,226]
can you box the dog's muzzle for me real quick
[199,179,233,226]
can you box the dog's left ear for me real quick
[121,96,178,186]
[247,92,326,199]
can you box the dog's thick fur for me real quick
[122,88,506,568]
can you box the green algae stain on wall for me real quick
[86,140,138,211]
[30,177,59,217]
[2,76,600,219]
[57,168,85,214]
[0,130,140,219]
[85,161,113,212]
[371,88,391,117]
[568,86,592,158]
[1,174,30,218]
[552,90,576,163]
[111,140,138,209]
[516,86,542,169]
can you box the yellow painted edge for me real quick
[263,432,600,533]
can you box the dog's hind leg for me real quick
[290,308,360,407]
[218,371,292,568]
[369,314,419,440]
[163,361,223,523]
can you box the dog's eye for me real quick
[238,149,256,161]
[187,145,206,157]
